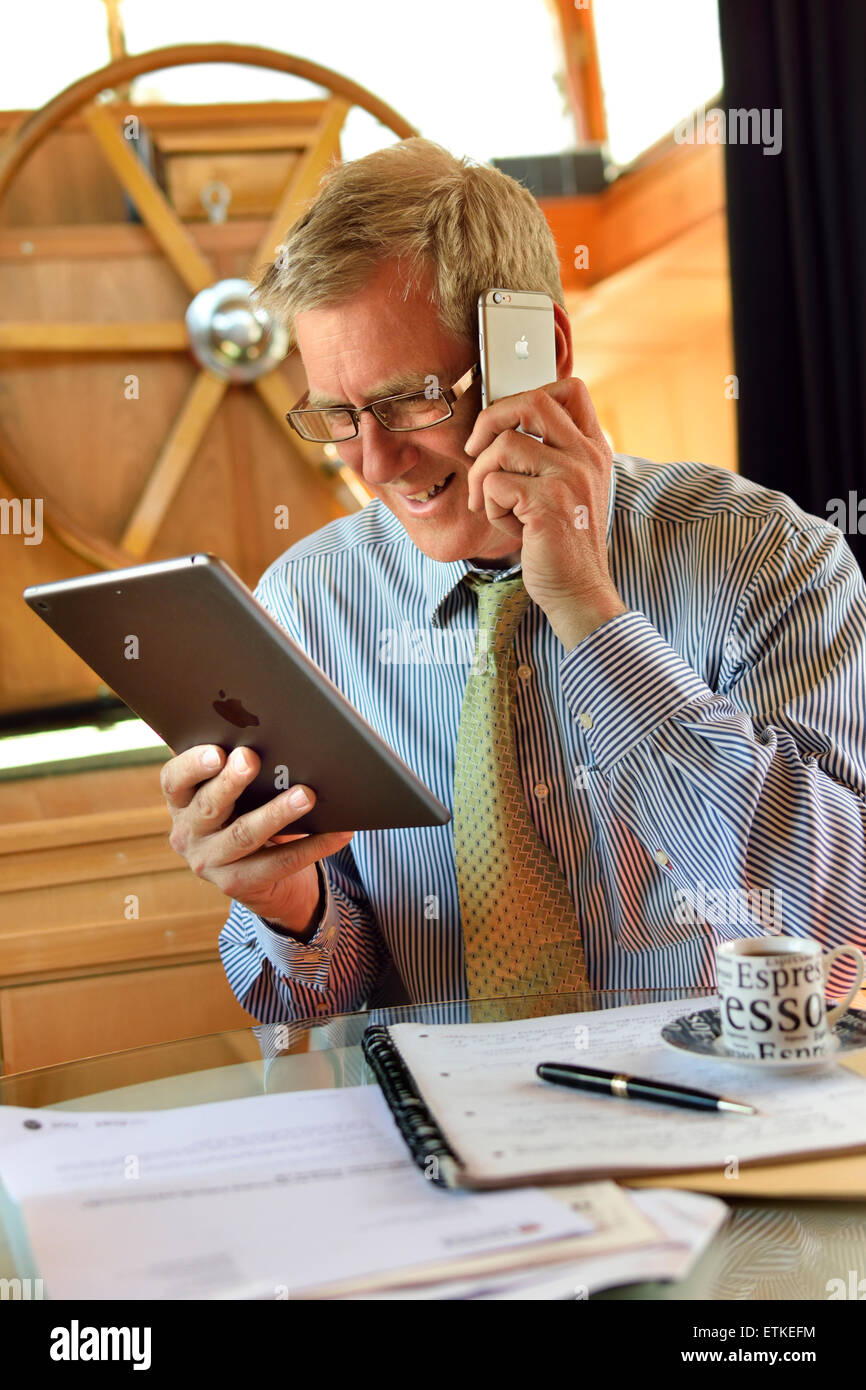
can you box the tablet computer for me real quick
[23,553,451,835]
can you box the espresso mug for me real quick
[716,935,866,1061]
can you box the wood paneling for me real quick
[252,99,349,273]
[588,323,737,476]
[156,126,323,154]
[0,321,188,351]
[0,758,165,822]
[566,213,736,474]
[0,905,223,986]
[121,370,228,556]
[542,141,733,470]
[0,102,333,227]
[0,128,128,226]
[0,962,252,1074]
[0,219,272,262]
[166,151,302,220]
[82,101,216,294]
[541,141,725,295]
[0,765,233,990]
[0,761,256,1073]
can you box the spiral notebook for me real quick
[361,998,866,1191]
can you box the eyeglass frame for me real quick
[284,361,481,442]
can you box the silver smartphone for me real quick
[23,554,451,835]
[478,289,557,407]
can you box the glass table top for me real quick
[1,986,864,1300]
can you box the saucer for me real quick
[660,1006,866,1072]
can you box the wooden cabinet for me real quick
[0,962,252,1075]
[0,762,253,1074]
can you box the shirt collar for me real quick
[421,457,618,627]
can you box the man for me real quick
[161,139,866,1023]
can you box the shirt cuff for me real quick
[560,610,712,771]
[252,861,340,984]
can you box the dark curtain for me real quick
[717,0,866,575]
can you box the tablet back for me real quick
[23,553,451,834]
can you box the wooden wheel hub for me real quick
[185,279,289,383]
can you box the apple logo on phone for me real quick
[213,689,260,728]
[514,335,530,360]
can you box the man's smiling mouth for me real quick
[400,473,455,503]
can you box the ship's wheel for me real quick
[0,43,416,569]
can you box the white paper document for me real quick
[0,1086,595,1300]
[386,996,866,1184]
[465,1188,727,1300]
[344,1186,728,1300]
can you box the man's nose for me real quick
[356,413,418,488]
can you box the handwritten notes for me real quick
[389,996,866,1186]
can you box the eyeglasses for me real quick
[285,362,480,443]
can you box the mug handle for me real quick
[824,946,866,1026]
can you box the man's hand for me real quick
[161,745,354,938]
[463,377,627,650]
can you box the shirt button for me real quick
[654,849,670,867]
[578,712,594,730]
[517,664,532,682]
[533,782,549,799]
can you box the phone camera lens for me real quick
[493,292,502,303]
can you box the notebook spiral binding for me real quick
[362,1025,462,1188]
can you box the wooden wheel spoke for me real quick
[121,370,227,557]
[83,102,215,296]
[252,98,351,275]
[253,370,370,510]
[0,322,188,352]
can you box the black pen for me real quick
[536,1063,756,1115]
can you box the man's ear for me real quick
[553,301,573,381]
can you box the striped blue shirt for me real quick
[219,455,866,1022]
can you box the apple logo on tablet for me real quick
[213,689,260,728]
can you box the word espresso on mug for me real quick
[726,953,824,1044]
[716,936,866,1061]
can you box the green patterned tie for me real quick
[453,573,589,1002]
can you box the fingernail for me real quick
[202,747,221,768]
[288,787,310,809]
[230,748,248,771]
